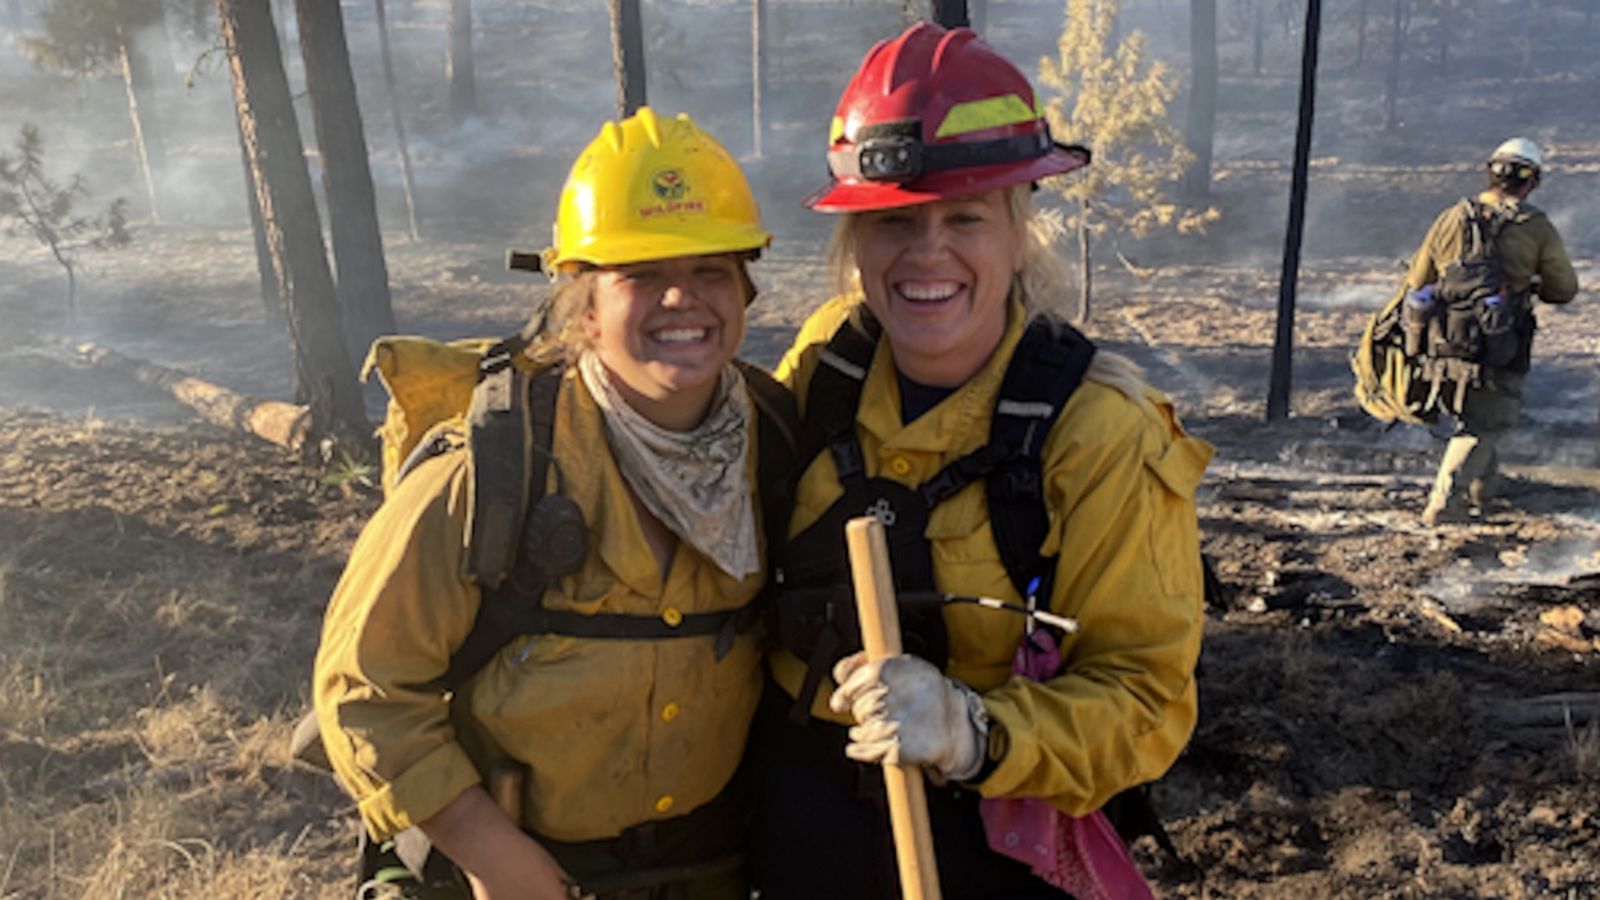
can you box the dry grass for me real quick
[0,417,361,898]
[1566,714,1600,784]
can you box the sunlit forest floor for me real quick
[4,0,1600,897]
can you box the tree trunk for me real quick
[73,341,312,452]
[931,0,969,27]
[1355,0,1368,65]
[446,0,475,124]
[608,0,646,118]
[118,46,161,221]
[1267,0,1322,421]
[217,0,368,449]
[1183,0,1218,200]
[235,111,281,322]
[117,1,168,222]
[1076,198,1091,323]
[751,0,767,158]
[1383,0,1404,130]
[373,0,420,241]
[295,0,397,363]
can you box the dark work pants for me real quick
[749,682,1066,900]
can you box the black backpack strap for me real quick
[738,360,802,579]
[437,359,793,692]
[804,313,880,490]
[984,316,1095,598]
[434,359,560,691]
[465,336,539,590]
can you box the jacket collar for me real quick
[855,294,1032,455]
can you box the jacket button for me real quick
[889,457,912,477]
[662,607,683,627]
[661,702,680,722]
[655,795,674,814]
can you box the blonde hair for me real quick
[822,186,1147,404]
[823,184,1076,316]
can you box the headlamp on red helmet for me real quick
[829,119,1063,185]
[808,23,1090,213]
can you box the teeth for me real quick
[898,282,960,301]
[654,328,707,343]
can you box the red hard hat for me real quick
[806,23,1090,213]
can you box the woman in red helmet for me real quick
[750,23,1211,898]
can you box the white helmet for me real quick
[1489,137,1542,170]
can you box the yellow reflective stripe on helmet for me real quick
[830,116,845,145]
[933,94,1038,138]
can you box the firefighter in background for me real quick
[1412,138,1578,526]
[314,109,784,900]
[750,24,1211,898]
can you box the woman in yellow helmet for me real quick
[751,24,1211,898]
[313,108,788,900]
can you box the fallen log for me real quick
[70,341,311,453]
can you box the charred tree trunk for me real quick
[373,0,420,240]
[295,0,397,361]
[446,0,475,124]
[1183,0,1218,200]
[1267,0,1322,421]
[1076,198,1091,323]
[931,0,968,27]
[751,0,767,157]
[1383,0,1405,131]
[608,0,646,118]
[236,111,281,322]
[217,0,368,449]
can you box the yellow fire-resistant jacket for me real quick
[1403,191,1578,307]
[313,367,766,844]
[770,295,1212,817]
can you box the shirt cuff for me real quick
[357,740,482,841]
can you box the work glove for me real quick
[830,651,987,782]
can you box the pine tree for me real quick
[1039,0,1216,321]
[0,125,130,326]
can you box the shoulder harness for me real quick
[411,336,799,693]
[774,310,1095,719]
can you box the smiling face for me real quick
[851,190,1023,387]
[584,254,749,430]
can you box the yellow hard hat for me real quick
[542,107,771,275]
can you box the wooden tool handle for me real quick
[845,516,942,900]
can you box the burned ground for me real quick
[3,0,1600,897]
